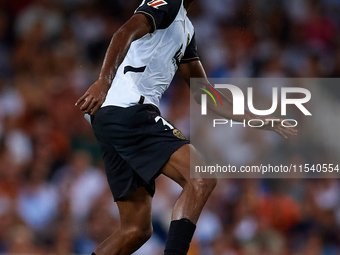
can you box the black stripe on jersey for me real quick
[124,65,147,74]
[181,33,200,64]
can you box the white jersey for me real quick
[102,0,199,108]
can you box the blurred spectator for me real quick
[6,225,43,254]
[17,161,59,231]
[15,0,64,39]
[258,180,301,233]
[53,151,107,224]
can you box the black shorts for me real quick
[91,104,189,201]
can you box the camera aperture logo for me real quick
[198,82,223,113]
[199,84,312,128]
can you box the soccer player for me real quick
[75,0,297,254]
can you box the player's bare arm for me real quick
[75,14,152,115]
[179,60,298,139]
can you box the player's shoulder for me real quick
[135,0,183,31]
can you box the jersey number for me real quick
[155,116,174,130]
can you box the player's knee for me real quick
[126,224,153,245]
[191,177,217,195]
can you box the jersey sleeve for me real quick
[135,0,182,32]
[181,33,200,64]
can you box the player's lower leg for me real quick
[93,187,153,255]
[162,144,217,255]
[93,226,152,255]
[164,178,216,255]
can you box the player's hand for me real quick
[75,80,109,115]
[257,117,298,139]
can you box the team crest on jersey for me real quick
[173,129,186,140]
[147,0,168,9]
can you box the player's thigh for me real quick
[117,187,153,230]
[161,144,205,188]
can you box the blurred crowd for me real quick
[0,0,340,254]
